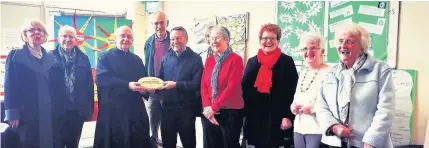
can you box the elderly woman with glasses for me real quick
[3,20,57,148]
[290,32,330,148]
[49,25,94,148]
[242,23,299,148]
[200,26,244,148]
[315,23,394,148]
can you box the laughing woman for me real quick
[242,23,299,148]
[291,32,330,148]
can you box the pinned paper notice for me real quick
[330,5,353,19]
[358,5,385,17]
[359,22,384,35]
[330,1,348,8]
[329,18,353,33]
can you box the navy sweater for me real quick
[157,47,203,108]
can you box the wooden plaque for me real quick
[137,77,165,89]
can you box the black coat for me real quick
[93,48,153,148]
[3,44,56,148]
[242,53,298,146]
[50,46,94,121]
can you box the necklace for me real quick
[299,68,319,92]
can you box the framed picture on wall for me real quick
[144,1,162,14]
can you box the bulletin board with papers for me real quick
[327,1,389,63]
[276,1,399,68]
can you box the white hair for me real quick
[114,26,133,37]
[58,25,77,37]
[299,32,326,49]
[334,23,371,52]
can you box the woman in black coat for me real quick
[3,21,57,148]
[242,24,298,148]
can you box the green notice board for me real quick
[327,1,389,63]
[276,1,325,64]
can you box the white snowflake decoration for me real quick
[301,1,312,8]
[281,1,296,11]
[294,10,308,24]
[308,21,321,33]
[291,47,302,57]
[282,43,291,53]
[279,14,293,24]
[295,28,306,40]
[306,2,323,17]
[282,26,293,39]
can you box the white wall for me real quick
[397,1,429,144]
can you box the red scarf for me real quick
[254,47,281,93]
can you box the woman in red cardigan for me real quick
[201,26,244,148]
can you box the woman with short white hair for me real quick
[315,23,394,148]
[291,32,330,148]
[50,25,94,148]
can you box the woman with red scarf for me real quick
[242,24,299,148]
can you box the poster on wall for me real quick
[276,1,325,65]
[391,69,416,146]
[191,13,249,63]
[217,13,248,60]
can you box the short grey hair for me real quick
[58,25,77,37]
[299,32,326,49]
[114,26,133,37]
[211,26,231,41]
[334,23,371,52]
[170,26,188,39]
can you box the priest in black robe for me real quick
[93,26,154,148]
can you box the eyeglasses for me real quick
[300,47,321,52]
[60,35,76,39]
[117,34,133,39]
[25,28,43,33]
[261,37,277,41]
[209,36,223,42]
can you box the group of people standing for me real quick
[3,10,395,148]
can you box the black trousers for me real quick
[56,110,85,148]
[202,109,243,148]
[161,106,196,148]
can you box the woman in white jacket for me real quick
[291,32,330,148]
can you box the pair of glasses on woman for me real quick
[25,28,43,33]
[300,47,321,52]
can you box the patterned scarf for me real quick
[211,48,232,102]
[59,46,77,103]
[337,52,367,123]
[254,47,281,93]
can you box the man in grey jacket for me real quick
[315,23,395,148]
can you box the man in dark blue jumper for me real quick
[157,26,203,148]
